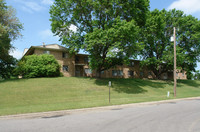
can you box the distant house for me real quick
[22,44,187,79]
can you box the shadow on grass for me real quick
[177,79,200,88]
[95,78,171,94]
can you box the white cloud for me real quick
[39,29,60,41]
[9,49,23,59]
[168,0,200,14]
[21,6,33,13]
[25,1,44,12]
[41,0,54,5]
[39,29,54,38]
[13,0,45,13]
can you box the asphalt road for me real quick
[1,99,200,132]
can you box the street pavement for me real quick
[0,98,200,132]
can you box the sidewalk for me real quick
[1,96,200,120]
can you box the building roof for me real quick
[37,44,67,50]
[22,44,69,58]
[22,48,29,56]
[22,44,139,61]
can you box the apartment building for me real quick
[22,44,187,79]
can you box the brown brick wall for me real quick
[75,54,89,65]
[88,61,157,79]
[176,70,187,80]
[30,48,187,79]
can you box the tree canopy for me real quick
[193,70,200,80]
[50,0,150,77]
[50,1,200,79]
[0,0,23,79]
[140,9,200,79]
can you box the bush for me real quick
[15,54,61,78]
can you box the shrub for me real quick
[15,54,61,78]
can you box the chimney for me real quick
[43,42,45,47]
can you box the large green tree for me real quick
[140,9,200,79]
[0,0,23,79]
[50,0,149,77]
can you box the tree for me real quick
[0,0,23,79]
[15,54,61,78]
[140,9,200,79]
[193,70,200,80]
[50,0,149,77]
[85,17,142,76]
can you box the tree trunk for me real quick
[153,70,160,80]
[96,69,102,78]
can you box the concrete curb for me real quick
[1,96,200,120]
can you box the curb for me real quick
[1,96,200,120]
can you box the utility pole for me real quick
[174,27,176,97]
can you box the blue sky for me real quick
[5,0,200,70]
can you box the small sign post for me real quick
[108,81,111,103]
[167,91,170,98]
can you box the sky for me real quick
[5,0,200,70]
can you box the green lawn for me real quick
[0,77,200,116]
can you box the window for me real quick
[118,70,123,76]
[163,73,168,79]
[62,52,68,58]
[140,72,144,77]
[129,61,134,67]
[176,72,178,77]
[112,70,123,76]
[63,65,68,72]
[112,70,118,76]
[43,50,50,54]
[85,68,92,74]
[148,71,152,76]
[75,56,79,62]
[84,57,89,63]
[128,71,134,76]
[182,73,184,77]
[101,70,104,74]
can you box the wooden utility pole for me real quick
[174,27,176,97]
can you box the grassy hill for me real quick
[0,77,200,116]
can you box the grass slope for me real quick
[0,77,200,116]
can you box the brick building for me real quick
[22,44,187,79]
